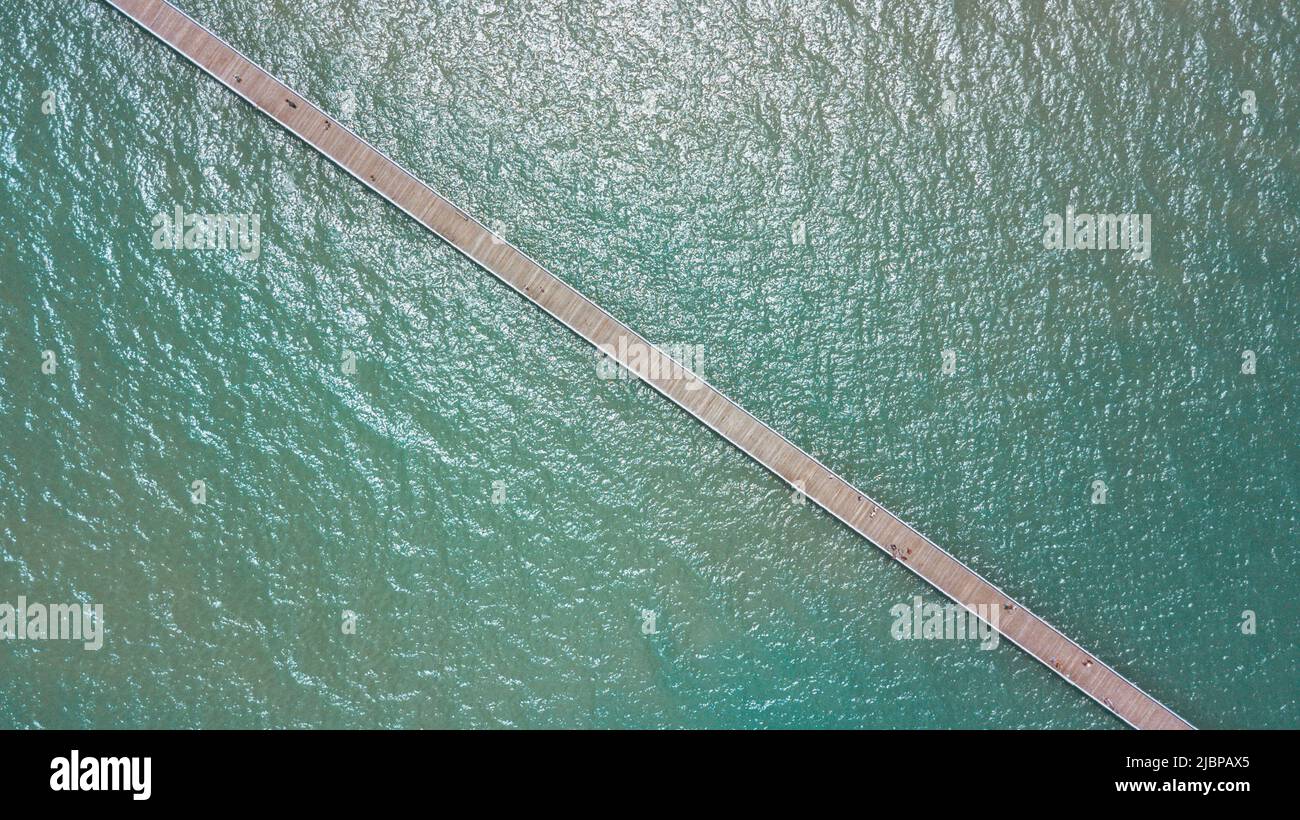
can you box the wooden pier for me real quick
[103,0,1193,729]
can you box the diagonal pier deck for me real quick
[103,0,1193,729]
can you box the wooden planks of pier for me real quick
[102,0,1194,729]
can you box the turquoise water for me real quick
[0,0,1295,728]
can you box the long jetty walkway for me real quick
[104,0,1193,729]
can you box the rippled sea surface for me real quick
[1,0,1296,728]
